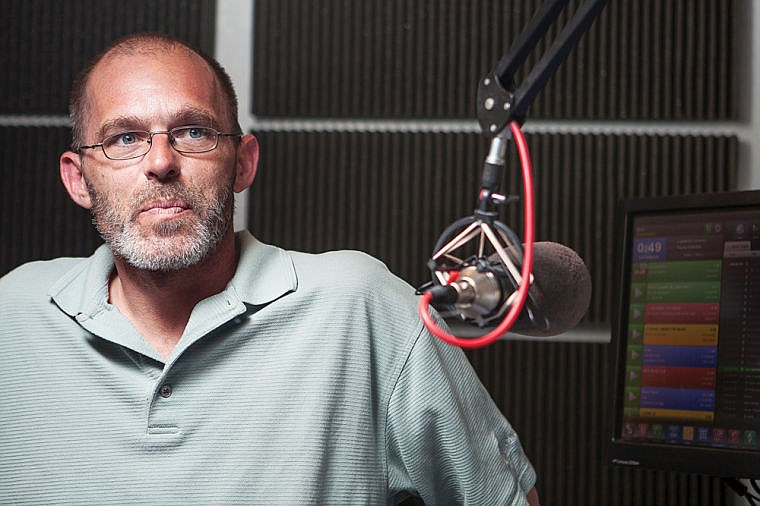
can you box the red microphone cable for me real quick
[418,120,535,348]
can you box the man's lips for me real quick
[139,199,192,216]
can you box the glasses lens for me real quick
[172,126,218,153]
[102,131,151,159]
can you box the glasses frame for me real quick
[77,125,241,160]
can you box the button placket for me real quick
[145,377,182,444]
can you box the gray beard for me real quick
[87,180,234,272]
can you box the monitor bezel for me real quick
[608,189,760,479]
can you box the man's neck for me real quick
[107,232,239,359]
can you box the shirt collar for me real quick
[48,230,298,318]
[228,230,298,306]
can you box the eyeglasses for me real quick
[77,126,241,160]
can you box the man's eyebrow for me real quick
[172,108,222,129]
[95,116,146,141]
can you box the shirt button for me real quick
[159,384,173,398]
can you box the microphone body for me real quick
[430,242,591,338]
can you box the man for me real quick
[0,33,538,504]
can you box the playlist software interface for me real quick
[621,209,760,450]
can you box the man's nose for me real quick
[143,132,180,181]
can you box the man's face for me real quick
[78,48,238,271]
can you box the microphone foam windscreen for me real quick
[518,241,592,336]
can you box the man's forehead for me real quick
[85,47,222,115]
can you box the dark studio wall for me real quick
[248,3,737,503]
[0,1,741,505]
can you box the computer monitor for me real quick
[608,190,760,478]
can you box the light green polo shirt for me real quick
[0,231,536,504]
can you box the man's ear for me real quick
[60,151,93,209]
[233,134,259,193]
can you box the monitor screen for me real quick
[608,190,760,478]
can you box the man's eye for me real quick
[118,133,138,145]
[178,127,210,140]
[104,132,141,147]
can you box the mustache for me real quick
[128,182,205,220]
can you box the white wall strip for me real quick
[215,0,255,232]
[742,0,760,190]
[0,115,70,126]
[0,115,746,140]
[247,117,744,137]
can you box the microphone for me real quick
[426,242,591,338]
[417,123,591,347]
[418,1,607,347]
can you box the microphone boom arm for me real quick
[477,0,610,138]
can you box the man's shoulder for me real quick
[288,248,410,293]
[0,257,87,293]
[285,248,422,327]
[290,248,388,275]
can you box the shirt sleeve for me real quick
[385,324,537,505]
